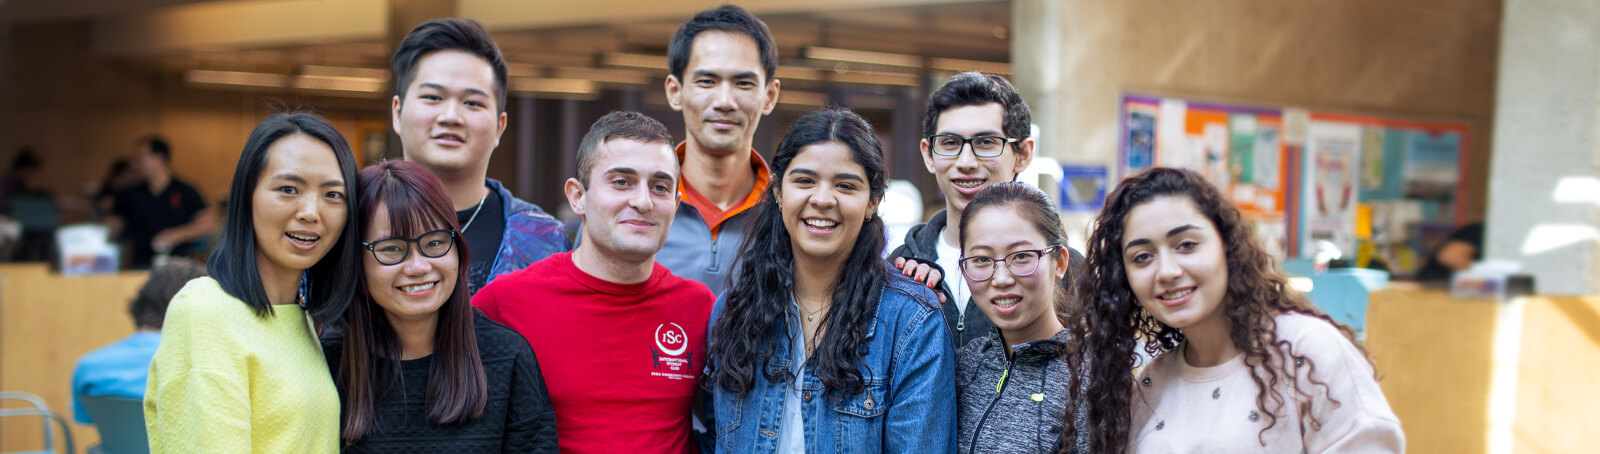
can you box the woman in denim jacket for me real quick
[705,107,958,453]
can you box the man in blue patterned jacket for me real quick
[390,18,568,295]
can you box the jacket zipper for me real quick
[706,237,719,272]
[967,356,1016,454]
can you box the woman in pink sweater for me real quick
[1059,168,1403,453]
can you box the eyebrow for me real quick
[417,82,490,98]
[693,69,760,80]
[936,129,1005,137]
[788,168,865,183]
[268,172,343,188]
[1124,224,1200,248]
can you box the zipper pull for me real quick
[995,368,1008,393]
[956,315,965,331]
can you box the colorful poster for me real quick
[1253,124,1281,191]
[1229,115,1257,184]
[1126,110,1156,172]
[1303,122,1362,258]
[1360,127,1386,190]
[1059,164,1108,212]
[1404,131,1461,199]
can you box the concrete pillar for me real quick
[1485,0,1600,295]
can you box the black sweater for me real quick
[324,311,558,453]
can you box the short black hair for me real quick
[129,258,208,329]
[10,148,39,172]
[922,72,1031,142]
[668,4,778,83]
[392,18,509,113]
[209,112,362,326]
[138,135,172,163]
[575,111,675,186]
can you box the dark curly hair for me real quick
[1060,167,1370,451]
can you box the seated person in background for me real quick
[110,136,217,269]
[71,258,207,424]
[1414,222,1483,283]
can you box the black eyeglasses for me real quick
[958,246,1059,282]
[926,134,1019,158]
[362,229,456,266]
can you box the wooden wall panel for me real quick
[1,266,147,453]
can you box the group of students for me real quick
[136,4,1404,453]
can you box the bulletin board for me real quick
[1118,93,1469,272]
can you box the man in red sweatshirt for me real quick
[474,111,713,453]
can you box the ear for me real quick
[665,75,684,112]
[920,138,937,174]
[1013,137,1037,179]
[492,110,508,149]
[866,195,882,222]
[563,177,587,217]
[391,95,404,136]
[760,78,781,115]
[1051,248,1069,281]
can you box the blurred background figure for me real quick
[70,257,207,425]
[107,136,217,269]
[89,159,138,222]
[2,147,56,261]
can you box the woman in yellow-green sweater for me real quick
[145,113,363,453]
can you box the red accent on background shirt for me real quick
[473,252,713,454]
[675,143,771,240]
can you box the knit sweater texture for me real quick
[144,277,340,453]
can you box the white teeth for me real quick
[1161,288,1194,299]
[953,180,983,188]
[993,297,1021,307]
[400,282,436,292]
[287,233,317,242]
[804,219,838,229]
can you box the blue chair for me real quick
[1305,268,1389,338]
[80,395,148,454]
[0,391,75,454]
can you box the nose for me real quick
[989,261,1016,287]
[1155,253,1182,283]
[437,101,463,125]
[401,245,431,275]
[711,83,736,113]
[953,142,980,169]
[808,187,837,210]
[295,196,320,225]
[629,185,655,213]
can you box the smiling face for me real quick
[921,102,1034,218]
[963,204,1067,346]
[665,31,779,157]
[362,201,459,325]
[1122,195,1231,335]
[393,49,508,176]
[778,141,879,268]
[251,134,349,284]
[566,138,680,263]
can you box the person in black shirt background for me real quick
[110,136,217,269]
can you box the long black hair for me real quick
[207,112,362,327]
[708,107,902,397]
[1060,168,1368,451]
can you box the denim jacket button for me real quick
[803,390,812,402]
[863,398,874,410]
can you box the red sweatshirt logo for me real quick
[650,322,694,380]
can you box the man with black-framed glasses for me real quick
[888,72,1085,349]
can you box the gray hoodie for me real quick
[956,328,1089,454]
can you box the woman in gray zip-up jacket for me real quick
[950,182,1088,454]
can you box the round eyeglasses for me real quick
[958,246,1059,282]
[927,134,1019,158]
[362,229,457,266]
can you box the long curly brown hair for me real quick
[1059,168,1370,451]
